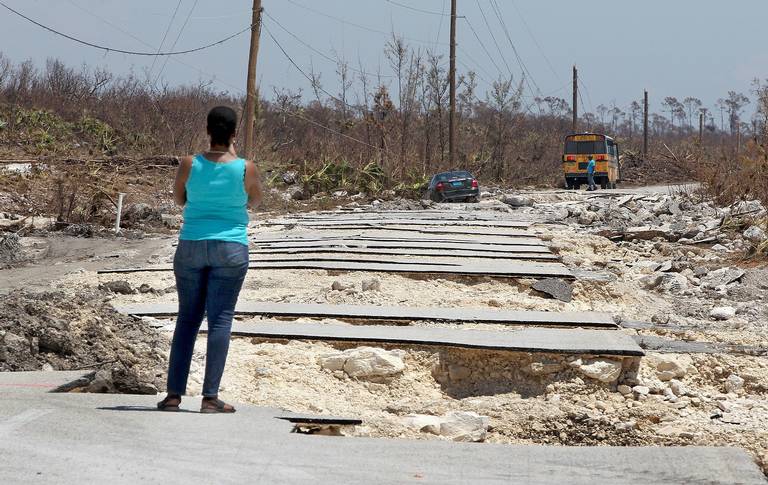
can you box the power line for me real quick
[264,24,360,114]
[25,1,384,155]
[154,0,201,84]
[63,0,245,95]
[264,24,395,154]
[384,0,451,16]
[509,0,562,83]
[283,0,449,46]
[457,57,493,88]
[148,0,183,78]
[278,106,386,152]
[263,11,394,79]
[475,0,514,78]
[0,0,252,57]
[433,0,447,51]
[579,78,594,114]
[462,17,503,77]
[488,0,540,95]
[147,10,252,20]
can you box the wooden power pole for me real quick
[643,90,649,161]
[448,0,457,165]
[243,0,263,160]
[572,65,578,133]
[699,112,704,144]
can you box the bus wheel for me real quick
[600,178,609,190]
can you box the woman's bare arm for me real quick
[244,160,264,209]
[173,156,193,207]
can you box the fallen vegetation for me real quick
[0,289,166,393]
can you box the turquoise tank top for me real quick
[179,154,249,246]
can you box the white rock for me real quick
[361,278,381,292]
[614,420,637,431]
[710,306,736,321]
[402,414,442,435]
[669,379,687,397]
[502,195,533,207]
[576,358,623,383]
[724,374,745,394]
[318,347,406,379]
[617,384,633,395]
[656,425,690,437]
[439,411,490,442]
[701,267,745,289]
[632,385,650,396]
[655,273,689,293]
[578,211,598,225]
[743,225,766,243]
[654,355,690,380]
[549,208,569,221]
[317,353,347,372]
[639,274,663,290]
[342,347,405,379]
[717,401,733,413]
[711,244,729,252]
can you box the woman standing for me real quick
[158,106,262,413]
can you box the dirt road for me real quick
[2,184,767,474]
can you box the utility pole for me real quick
[698,112,704,145]
[572,65,578,133]
[243,0,263,160]
[643,90,649,161]
[448,0,457,165]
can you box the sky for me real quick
[0,0,766,116]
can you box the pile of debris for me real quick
[0,289,166,393]
[531,190,766,255]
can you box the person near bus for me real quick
[586,155,597,191]
[157,106,262,413]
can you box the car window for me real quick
[435,173,451,182]
[450,171,473,178]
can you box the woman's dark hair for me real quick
[207,106,237,146]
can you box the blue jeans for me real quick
[587,172,595,190]
[166,240,249,398]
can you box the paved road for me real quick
[1,379,764,485]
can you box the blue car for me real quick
[427,171,480,203]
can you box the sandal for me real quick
[200,397,236,414]
[157,394,181,412]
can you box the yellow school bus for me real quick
[562,133,621,190]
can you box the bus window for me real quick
[565,140,607,154]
